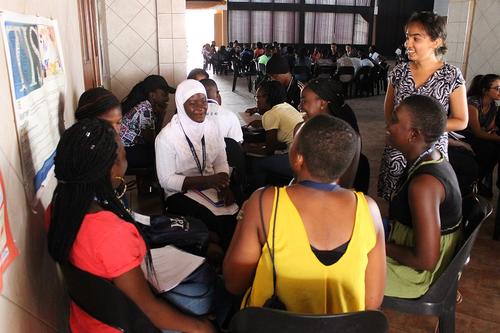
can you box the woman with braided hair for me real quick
[48,118,215,333]
[75,87,122,132]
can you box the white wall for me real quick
[445,0,500,83]
[0,1,85,332]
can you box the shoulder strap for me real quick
[259,187,280,296]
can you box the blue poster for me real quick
[5,22,42,100]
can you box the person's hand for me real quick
[223,188,236,206]
[193,318,216,333]
[207,173,229,191]
[245,106,259,115]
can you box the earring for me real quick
[114,176,127,199]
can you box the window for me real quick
[228,0,373,45]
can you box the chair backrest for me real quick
[421,195,492,302]
[229,307,388,333]
[61,264,161,333]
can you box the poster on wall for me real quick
[0,11,66,205]
[0,169,18,293]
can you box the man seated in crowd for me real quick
[369,45,380,64]
[200,78,243,144]
[345,44,359,58]
[258,44,274,66]
[330,43,341,62]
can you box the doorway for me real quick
[186,10,215,72]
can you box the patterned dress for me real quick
[377,62,465,200]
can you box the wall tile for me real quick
[172,39,187,62]
[171,0,186,13]
[158,13,173,39]
[135,0,150,6]
[145,0,157,15]
[132,43,158,74]
[173,62,187,85]
[159,39,174,63]
[172,14,186,38]
[108,43,128,76]
[109,0,142,23]
[157,0,172,14]
[147,32,158,51]
[111,76,129,100]
[115,60,147,88]
[149,65,159,75]
[160,63,175,84]
[113,26,144,58]
[105,6,127,42]
[130,8,156,39]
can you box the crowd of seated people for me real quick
[50,11,496,330]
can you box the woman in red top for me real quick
[48,118,214,333]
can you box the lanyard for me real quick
[391,146,436,200]
[183,133,206,176]
[298,180,340,191]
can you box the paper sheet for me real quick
[185,190,239,216]
[143,245,205,293]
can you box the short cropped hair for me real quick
[399,95,446,144]
[296,114,357,182]
[258,80,286,108]
[406,11,447,55]
[187,68,209,80]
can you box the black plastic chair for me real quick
[382,195,492,333]
[335,66,355,98]
[354,66,374,97]
[231,58,255,92]
[60,264,161,333]
[229,307,388,333]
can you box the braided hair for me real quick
[75,87,120,120]
[48,118,153,274]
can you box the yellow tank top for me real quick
[243,187,377,314]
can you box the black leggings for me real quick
[166,193,237,251]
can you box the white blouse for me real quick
[155,117,229,198]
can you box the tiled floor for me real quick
[134,71,500,333]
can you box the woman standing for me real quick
[378,11,468,201]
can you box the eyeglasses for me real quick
[490,86,500,92]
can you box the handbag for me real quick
[258,187,287,310]
[160,262,215,316]
[139,213,209,256]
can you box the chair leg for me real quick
[438,282,458,333]
[232,74,237,92]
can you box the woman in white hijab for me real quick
[156,79,237,250]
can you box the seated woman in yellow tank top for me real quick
[223,114,386,314]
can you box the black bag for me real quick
[139,214,209,256]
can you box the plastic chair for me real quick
[354,66,374,97]
[382,195,492,333]
[231,58,255,93]
[60,264,161,333]
[229,307,388,333]
[336,66,355,98]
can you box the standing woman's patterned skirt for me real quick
[377,133,449,201]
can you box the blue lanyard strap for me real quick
[184,134,206,176]
[298,180,340,191]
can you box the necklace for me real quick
[298,180,340,192]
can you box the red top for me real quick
[69,211,147,333]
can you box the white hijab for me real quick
[174,79,208,142]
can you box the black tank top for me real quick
[389,156,462,234]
